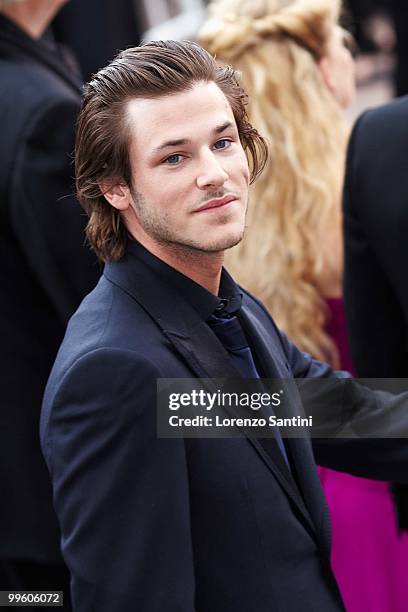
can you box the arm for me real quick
[9,97,100,324]
[42,348,196,612]
[276,330,408,482]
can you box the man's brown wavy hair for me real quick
[75,39,268,262]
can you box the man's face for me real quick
[122,81,250,256]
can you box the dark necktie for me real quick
[208,308,289,466]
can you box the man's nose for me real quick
[196,152,229,190]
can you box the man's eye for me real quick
[214,139,231,150]
[164,154,183,165]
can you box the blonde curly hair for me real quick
[199,0,349,367]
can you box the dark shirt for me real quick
[127,239,243,322]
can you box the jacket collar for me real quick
[104,240,242,333]
[0,15,82,93]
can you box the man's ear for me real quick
[98,180,131,211]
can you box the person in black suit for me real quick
[344,97,408,376]
[41,41,408,611]
[344,96,408,529]
[0,0,100,602]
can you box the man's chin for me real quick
[200,231,245,253]
[160,227,245,256]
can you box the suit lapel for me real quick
[163,321,241,382]
[163,322,315,534]
[239,302,328,541]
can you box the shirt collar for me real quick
[126,240,243,321]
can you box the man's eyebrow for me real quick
[214,121,234,134]
[152,122,235,154]
[153,138,191,153]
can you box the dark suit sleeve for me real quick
[275,331,408,482]
[9,97,100,324]
[343,111,408,376]
[43,348,196,612]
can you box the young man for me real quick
[41,41,408,611]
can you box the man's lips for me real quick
[194,195,237,213]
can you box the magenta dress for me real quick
[318,298,408,612]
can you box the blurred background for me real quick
[52,0,403,121]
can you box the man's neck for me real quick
[2,0,62,39]
[138,239,224,295]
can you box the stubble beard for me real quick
[130,189,246,257]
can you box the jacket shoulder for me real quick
[0,54,80,110]
[47,276,163,378]
[352,96,408,149]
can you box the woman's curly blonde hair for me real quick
[199,0,348,367]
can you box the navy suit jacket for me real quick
[41,242,408,611]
